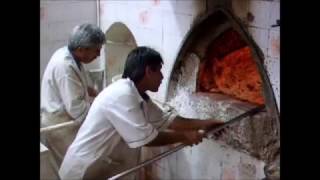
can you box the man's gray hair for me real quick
[68,23,105,51]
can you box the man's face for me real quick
[147,64,163,92]
[81,45,102,64]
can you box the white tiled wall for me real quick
[40,0,97,80]
[269,1,280,28]
[45,1,95,22]
[268,28,280,59]
[163,11,193,38]
[248,0,272,28]
[99,0,199,102]
[136,27,163,51]
[249,27,270,57]
[265,57,280,110]
[174,0,206,16]
[162,34,184,70]
[47,21,81,42]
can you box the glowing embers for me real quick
[198,29,264,105]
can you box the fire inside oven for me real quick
[198,28,264,105]
[165,9,279,178]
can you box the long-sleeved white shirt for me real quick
[59,78,177,179]
[41,46,91,125]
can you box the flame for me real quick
[198,29,264,105]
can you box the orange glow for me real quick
[198,29,264,105]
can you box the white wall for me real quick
[40,0,98,81]
[99,0,279,110]
[99,0,207,102]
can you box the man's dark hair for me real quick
[122,46,163,83]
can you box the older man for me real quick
[41,23,106,166]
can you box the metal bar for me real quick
[108,143,185,180]
[107,105,265,180]
[40,121,76,134]
[204,105,265,138]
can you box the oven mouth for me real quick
[165,8,279,124]
[165,8,280,173]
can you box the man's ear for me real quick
[74,47,84,55]
[145,66,152,79]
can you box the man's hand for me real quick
[202,119,228,140]
[202,119,224,131]
[182,130,205,146]
[88,87,98,97]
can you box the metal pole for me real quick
[204,105,265,138]
[107,105,265,180]
[40,121,76,134]
[108,143,185,180]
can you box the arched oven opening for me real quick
[166,8,279,179]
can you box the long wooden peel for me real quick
[107,105,266,180]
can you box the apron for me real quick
[59,134,141,180]
[41,111,81,167]
[83,140,141,180]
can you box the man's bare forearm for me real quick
[145,131,186,147]
[168,116,223,131]
[87,87,98,97]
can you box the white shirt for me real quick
[59,78,177,179]
[41,46,91,125]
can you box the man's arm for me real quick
[168,116,224,132]
[145,130,204,147]
[87,87,98,97]
[58,75,90,123]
